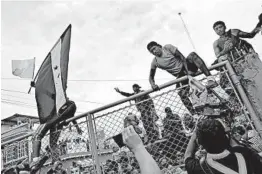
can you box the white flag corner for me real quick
[11,58,35,79]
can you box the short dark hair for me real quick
[213,21,226,29]
[147,41,162,51]
[196,119,229,153]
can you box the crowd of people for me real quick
[102,15,262,174]
[2,13,262,174]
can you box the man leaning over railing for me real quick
[147,41,217,116]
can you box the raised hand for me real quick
[151,84,160,91]
[223,40,234,50]
[122,125,144,152]
[114,87,121,93]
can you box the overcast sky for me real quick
[1,0,261,120]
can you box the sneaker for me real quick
[16,161,30,173]
[206,76,218,89]
[30,155,49,174]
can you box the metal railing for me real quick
[2,61,262,174]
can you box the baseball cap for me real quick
[132,84,141,88]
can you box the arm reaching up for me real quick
[231,28,261,39]
[123,126,161,174]
[114,87,134,97]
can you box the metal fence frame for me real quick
[2,60,262,173]
[66,60,262,135]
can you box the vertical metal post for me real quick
[87,114,101,174]
[28,137,32,163]
[226,62,262,138]
[92,114,99,149]
[223,67,254,129]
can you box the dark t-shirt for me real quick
[185,146,262,174]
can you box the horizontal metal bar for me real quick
[66,61,228,123]
[3,156,27,166]
[1,123,29,135]
[1,132,33,147]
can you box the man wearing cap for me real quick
[115,84,159,143]
[147,41,217,115]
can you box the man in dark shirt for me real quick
[115,84,159,143]
[162,107,190,161]
[184,118,262,174]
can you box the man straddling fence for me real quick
[30,100,83,173]
[29,25,84,173]
[212,16,262,122]
[115,84,159,143]
[147,41,217,115]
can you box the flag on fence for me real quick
[12,58,35,78]
[34,24,71,123]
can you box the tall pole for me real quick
[178,12,197,52]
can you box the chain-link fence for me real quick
[1,61,262,173]
[91,66,262,174]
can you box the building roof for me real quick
[1,113,39,124]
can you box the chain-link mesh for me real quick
[1,63,262,174]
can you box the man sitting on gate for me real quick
[184,118,262,174]
[212,15,262,122]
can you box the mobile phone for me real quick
[112,133,125,148]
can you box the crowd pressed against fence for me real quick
[1,14,262,174]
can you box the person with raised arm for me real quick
[122,125,162,174]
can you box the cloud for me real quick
[1,0,262,119]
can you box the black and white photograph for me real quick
[1,0,262,173]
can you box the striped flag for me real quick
[12,58,35,78]
[34,24,71,124]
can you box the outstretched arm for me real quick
[149,68,158,88]
[232,28,260,39]
[123,126,161,174]
[149,60,159,90]
[184,131,197,161]
[114,88,134,97]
